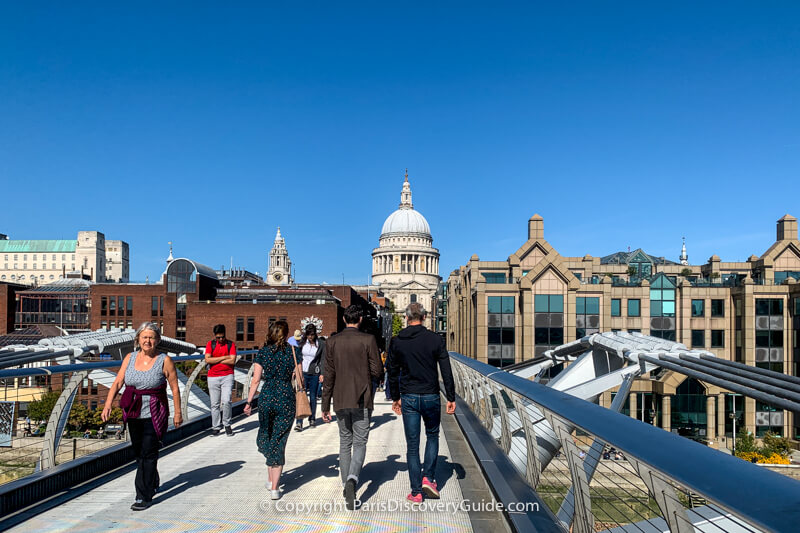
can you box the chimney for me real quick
[777,215,797,241]
[528,214,544,240]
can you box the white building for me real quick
[0,231,129,285]
[372,171,440,326]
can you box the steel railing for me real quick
[450,351,800,533]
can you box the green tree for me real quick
[680,268,693,277]
[391,314,404,337]
[28,390,61,423]
[734,429,757,454]
[761,432,791,457]
[68,403,91,430]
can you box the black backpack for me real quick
[210,339,232,356]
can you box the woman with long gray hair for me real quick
[102,322,183,510]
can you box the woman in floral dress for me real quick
[244,319,301,500]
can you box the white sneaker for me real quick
[265,480,272,489]
[270,489,281,500]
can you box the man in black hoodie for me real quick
[388,302,456,503]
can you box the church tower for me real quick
[267,227,292,285]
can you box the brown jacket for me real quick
[321,327,383,413]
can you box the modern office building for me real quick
[447,214,800,444]
[371,170,441,327]
[0,231,129,285]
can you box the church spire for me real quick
[399,168,413,209]
[680,236,689,265]
[166,241,174,264]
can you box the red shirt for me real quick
[205,340,237,377]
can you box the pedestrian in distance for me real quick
[244,320,302,501]
[102,322,183,511]
[295,323,326,431]
[388,302,456,503]
[321,305,384,510]
[205,324,237,437]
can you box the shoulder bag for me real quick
[291,346,312,419]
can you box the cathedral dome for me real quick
[381,208,431,237]
[379,171,432,238]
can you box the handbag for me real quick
[291,346,312,419]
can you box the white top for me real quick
[301,342,317,373]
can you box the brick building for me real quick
[0,281,26,335]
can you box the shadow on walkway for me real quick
[155,461,245,504]
[357,454,406,503]
[435,455,466,491]
[370,412,396,430]
[234,419,261,433]
[280,453,339,493]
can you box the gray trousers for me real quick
[336,408,371,485]
[208,374,234,429]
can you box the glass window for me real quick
[771,299,783,315]
[151,296,158,316]
[711,330,724,348]
[501,296,515,314]
[101,297,107,316]
[488,296,502,313]
[650,289,661,300]
[236,317,244,342]
[108,297,116,315]
[710,299,724,317]
[756,299,770,315]
[534,294,549,312]
[549,295,563,313]
[691,330,705,348]
[126,296,133,316]
[482,273,506,284]
[627,299,640,317]
[585,297,599,314]
[576,297,585,315]
[662,301,675,316]
[247,317,255,342]
[691,299,705,317]
[611,299,621,317]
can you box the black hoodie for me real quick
[387,324,456,402]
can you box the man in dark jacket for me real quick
[322,305,383,510]
[388,302,456,503]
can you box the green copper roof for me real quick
[0,240,77,253]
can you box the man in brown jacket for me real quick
[322,304,383,510]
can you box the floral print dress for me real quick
[255,343,297,466]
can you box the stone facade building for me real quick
[372,171,440,326]
[0,231,129,285]
[447,214,800,444]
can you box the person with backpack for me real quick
[205,324,237,436]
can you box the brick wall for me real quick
[185,301,340,350]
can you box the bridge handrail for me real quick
[0,350,260,379]
[450,351,800,533]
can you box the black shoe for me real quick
[344,478,356,511]
[210,428,221,436]
[225,426,233,437]
[308,419,315,428]
[131,500,151,511]
[295,424,303,432]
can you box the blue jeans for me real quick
[297,373,319,425]
[401,393,441,496]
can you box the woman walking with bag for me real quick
[295,323,326,431]
[244,320,303,500]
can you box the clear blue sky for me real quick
[1,3,798,283]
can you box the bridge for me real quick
[0,330,799,532]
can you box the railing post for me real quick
[512,394,541,489]
[490,383,512,453]
[40,370,89,470]
[181,359,208,420]
[628,457,694,533]
[545,413,595,533]
[481,375,494,433]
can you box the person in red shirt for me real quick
[205,324,237,436]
